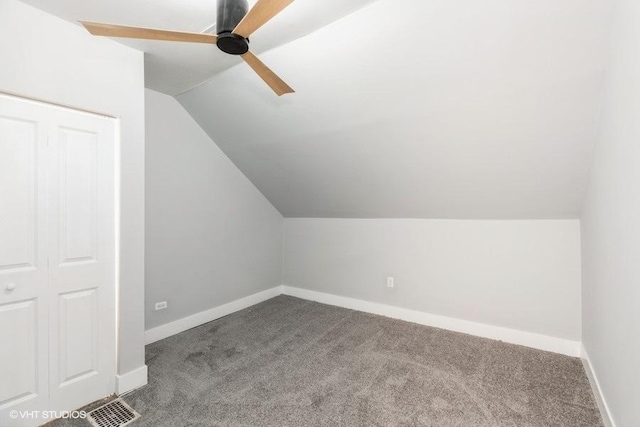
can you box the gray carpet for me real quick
[53,296,603,426]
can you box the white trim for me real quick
[0,91,116,118]
[116,365,148,395]
[114,117,122,398]
[143,284,582,357]
[282,286,581,357]
[581,345,616,427]
[145,286,283,345]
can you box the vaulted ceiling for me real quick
[21,0,616,218]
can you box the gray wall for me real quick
[145,89,283,330]
[0,0,146,377]
[283,219,582,340]
[581,0,640,424]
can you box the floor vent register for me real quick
[87,399,140,427]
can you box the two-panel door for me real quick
[0,96,50,427]
[0,95,116,427]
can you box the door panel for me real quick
[48,109,116,412]
[58,127,99,266]
[58,289,99,386]
[0,97,49,427]
[0,300,38,406]
[0,117,37,272]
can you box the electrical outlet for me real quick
[387,277,395,288]
[155,301,168,311]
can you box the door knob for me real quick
[5,283,16,292]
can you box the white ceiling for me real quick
[177,0,616,218]
[20,0,378,95]
[21,0,616,219]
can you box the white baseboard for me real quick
[145,286,283,345]
[144,284,581,357]
[116,365,148,395]
[581,345,616,427]
[282,286,581,357]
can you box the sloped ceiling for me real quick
[19,0,378,95]
[20,0,615,219]
[177,0,615,218]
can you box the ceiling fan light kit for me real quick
[80,0,295,96]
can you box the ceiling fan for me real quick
[80,0,295,96]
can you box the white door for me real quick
[47,109,116,413]
[0,97,50,427]
[0,95,116,426]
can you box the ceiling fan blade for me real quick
[232,0,295,38]
[80,21,218,44]
[241,51,294,96]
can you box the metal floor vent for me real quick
[87,399,140,427]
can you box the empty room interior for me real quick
[0,0,638,426]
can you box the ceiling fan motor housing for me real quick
[217,0,250,55]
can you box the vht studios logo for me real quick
[9,410,87,420]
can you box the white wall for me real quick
[0,0,146,379]
[581,0,640,425]
[284,219,582,341]
[145,89,283,330]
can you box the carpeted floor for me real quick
[53,296,603,426]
